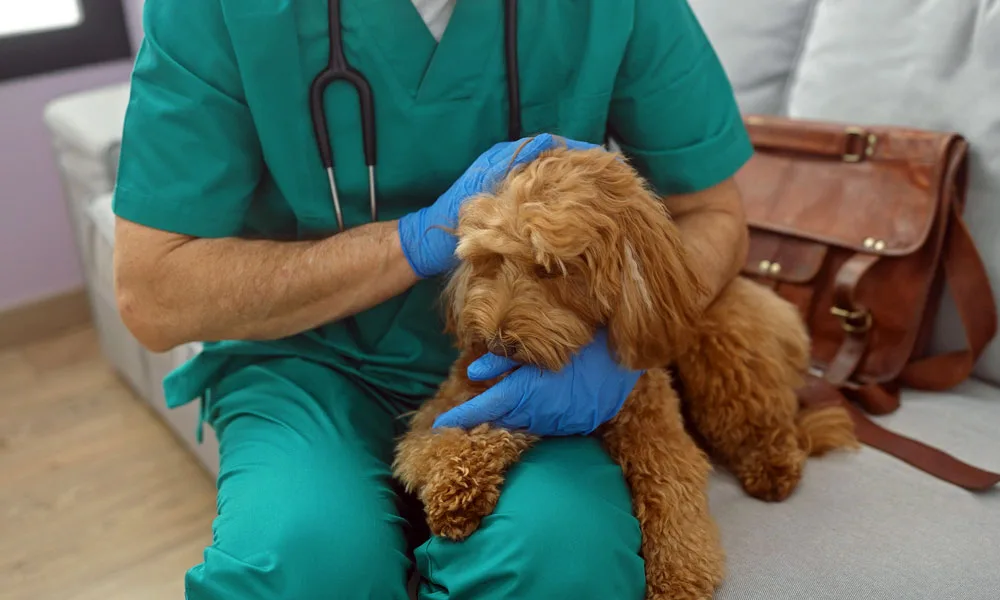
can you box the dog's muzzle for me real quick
[486,335,521,357]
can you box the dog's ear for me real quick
[606,191,706,370]
[439,194,495,343]
[441,261,470,341]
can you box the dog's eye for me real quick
[533,265,562,279]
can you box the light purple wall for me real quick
[0,0,145,312]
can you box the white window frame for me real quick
[0,0,131,82]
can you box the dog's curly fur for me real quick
[393,144,859,599]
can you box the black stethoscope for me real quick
[310,0,522,232]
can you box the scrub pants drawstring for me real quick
[196,389,212,444]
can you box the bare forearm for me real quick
[115,219,418,351]
[674,208,747,303]
[666,179,749,309]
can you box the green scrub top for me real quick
[113,0,753,410]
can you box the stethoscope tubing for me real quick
[311,0,520,232]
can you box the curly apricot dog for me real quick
[393,144,858,599]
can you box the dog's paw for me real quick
[645,561,722,600]
[422,467,502,541]
[642,520,725,600]
[647,588,715,600]
[735,432,806,502]
[407,424,531,541]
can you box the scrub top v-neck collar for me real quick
[411,0,456,41]
[357,0,503,104]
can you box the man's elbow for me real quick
[115,280,180,354]
[113,247,185,353]
[112,217,192,353]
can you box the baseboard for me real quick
[0,288,92,350]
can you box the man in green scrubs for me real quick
[112,0,753,598]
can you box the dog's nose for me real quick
[486,335,520,357]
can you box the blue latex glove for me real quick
[433,330,644,436]
[398,133,599,278]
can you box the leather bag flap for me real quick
[735,115,961,257]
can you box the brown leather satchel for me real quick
[734,114,1000,491]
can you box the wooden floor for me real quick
[0,325,217,600]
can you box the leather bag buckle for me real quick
[831,305,873,333]
[843,127,877,162]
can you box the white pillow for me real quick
[689,0,820,115]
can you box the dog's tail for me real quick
[795,404,860,457]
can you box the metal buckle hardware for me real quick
[830,305,873,333]
[843,126,878,163]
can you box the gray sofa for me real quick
[690,1,1000,598]
[43,0,999,598]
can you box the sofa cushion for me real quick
[778,0,1000,384]
[688,0,819,115]
[709,379,1000,600]
[43,83,131,157]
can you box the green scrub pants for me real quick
[184,357,646,599]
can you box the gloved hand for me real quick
[398,133,599,278]
[433,330,644,436]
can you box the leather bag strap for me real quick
[900,204,999,390]
[824,253,880,386]
[842,397,1000,491]
[745,116,877,162]
[799,375,1000,491]
[846,381,901,416]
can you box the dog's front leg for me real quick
[393,367,537,541]
[601,369,724,600]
